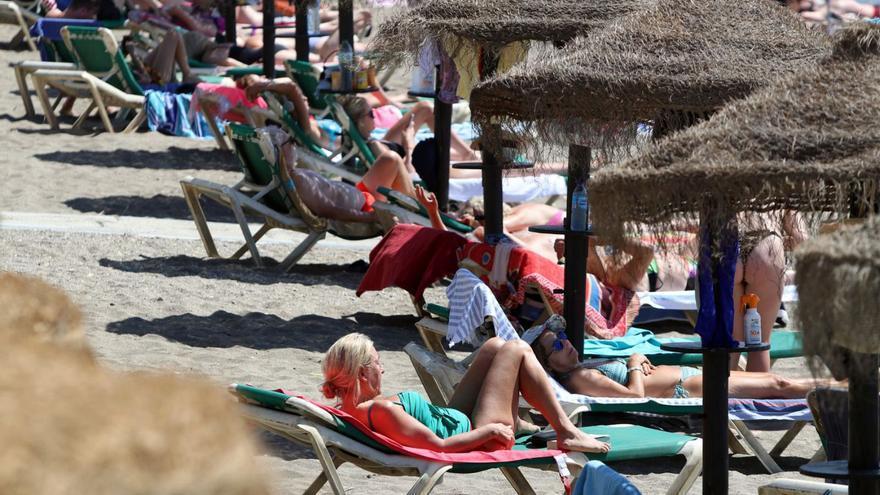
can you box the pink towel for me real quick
[191,83,267,123]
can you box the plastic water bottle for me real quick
[307,0,321,35]
[339,40,354,90]
[742,293,762,346]
[570,181,588,231]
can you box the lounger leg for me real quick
[297,424,346,495]
[87,80,115,133]
[123,109,146,133]
[72,101,97,129]
[408,464,454,495]
[230,224,271,260]
[666,438,703,495]
[499,467,537,495]
[179,184,220,258]
[278,231,324,272]
[32,76,59,129]
[303,457,345,495]
[13,65,34,117]
[204,112,230,150]
[769,420,807,457]
[727,422,751,455]
[228,196,263,267]
[730,419,782,473]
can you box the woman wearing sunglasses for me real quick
[525,316,841,400]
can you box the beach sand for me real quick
[0,25,828,494]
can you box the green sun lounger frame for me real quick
[230,383,702,495]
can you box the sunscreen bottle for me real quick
[742,293,762,346]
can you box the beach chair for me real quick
[31,26,146,133]
[229,383,702,495]
[283,59,331,118]
[12,18,95,117]
[180,122,380,271]
[758,478,849,494]
[0,0,40,50]
[399,346,702,494]
[404,341,811,475]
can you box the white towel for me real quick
[488,241,515,289]
[445,269,518,347]
[447,174,567,203]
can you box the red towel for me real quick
[293,394,564,464]
[356,225,469,299]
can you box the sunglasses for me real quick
[550,331,568,353]
[364,109,375,120]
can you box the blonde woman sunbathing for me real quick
[526,318,843,400]
[322,333,610,453]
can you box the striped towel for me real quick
[446,269,518,347]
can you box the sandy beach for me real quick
[0,24,829,494]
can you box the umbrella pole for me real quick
[480,127,504,244]
[433,71,451,212]
[262,0,275,77]
[849,352,880,495]
[295,1,309,62]
[562,144,590,359]
[338,0,353,88]
[223,0,236,43]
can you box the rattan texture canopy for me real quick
[796,216,880,374]
[469,0,829,151]
[588,23,880,240]
[369,0,644,65]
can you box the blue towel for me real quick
[30,18,100,62]
[582,327,693,359]
[573,460,641,495]
[145,90,214,139]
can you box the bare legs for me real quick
[727,372,845,399]
[448,338,610,453]
[361,151,415,200]
[142,30,193,84]
[730,234,785,372]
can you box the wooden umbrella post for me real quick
[223,0,236,43]
[433,69,452,212]
[480,124,504,244]
[262,0,275,77]
[295,0,309,62]
[562,144,590,359]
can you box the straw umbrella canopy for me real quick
[588,23,880,242]
[370,0,645,65]
[796,216,880,372]
[469,0,830,152]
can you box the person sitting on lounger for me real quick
[524,317,843,399]
[322,332,611,453]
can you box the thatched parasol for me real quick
[796,216,880,363]
[469,0,830,152]
[370,0,644,65]
[588,23,880,242]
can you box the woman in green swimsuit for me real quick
[322,333,611,453]
[526,317,842,400]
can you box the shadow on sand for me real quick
[35,146,238,171]
[64,194,242,221]
[105,311,417,351]
[100,255,367,289]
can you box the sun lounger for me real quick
[12,18,96,117]
[180,122,380,271]
[399,345,702,494]
[230,383,702,495]
[405,341,806,476]
[31,26,146,133]
[0,0,40,50]
[758,478,849,494]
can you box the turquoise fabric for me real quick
[583,328,693,359]
[590,358,702,399]
[397,391,471,439]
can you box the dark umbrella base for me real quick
[801,461,880,480]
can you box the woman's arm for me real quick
[593,238,654,291]
[369,400,511,452]
[565,362,648,398]
[415,187,446,231]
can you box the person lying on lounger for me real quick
[524,317,843,400]
[322,332,611,453]
[271,130,413,223]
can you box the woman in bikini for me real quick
[322,333,610,453]
[525,316,843,400]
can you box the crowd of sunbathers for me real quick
[29,0,861,463]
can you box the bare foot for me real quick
[556,429,611,454]
[515,418,541,436]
